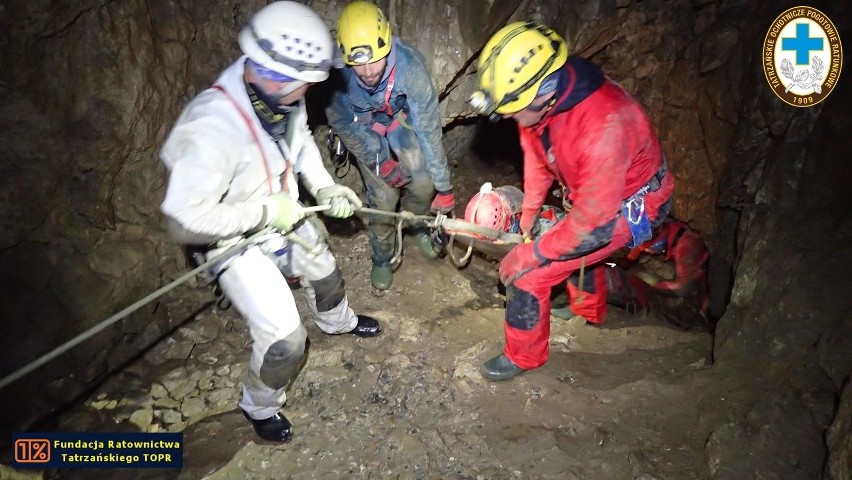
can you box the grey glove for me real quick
[315,184,363,218]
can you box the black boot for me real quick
[242,410,293,443]
[349,315,383,337]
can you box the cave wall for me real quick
[0,0,269,435]
[701,2,852,478]
[0,0,849,476]
[707,50,852,479]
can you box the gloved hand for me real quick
[265,193,306,231]
[378,159,411,188]
[635,271,660,286]
[315,184,363,218]
[430,191,455,214]
[519,211,536,238]
[499,242,547,285]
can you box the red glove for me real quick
[430,191,455,214]
[499,242,547,285]
[378,159,411,188]
[519,211,536,238]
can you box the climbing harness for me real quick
[622,156,668,248]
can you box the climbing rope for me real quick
[0,204,522,391]
[447,230,476,268]
[0,204,327,391]
[446,194,482,268]
[0,223,286,391]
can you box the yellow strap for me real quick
[395,110,413,130]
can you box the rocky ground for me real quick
[0,123,725,480]
[1,226,717,480]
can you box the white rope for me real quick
[447,231,476,268]
[0,204,336,391]
[0,204,489,390]
[446,193,484,268]
[389,217,406,268]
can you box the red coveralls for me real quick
[504,63,674,370]
[626,220,710,314]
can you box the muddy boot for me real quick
[414,232,440,260]
[371,264,393,290]
[242,410,293,443]
[550,291,573,320]
[550,306,574,320]
[481,353,527,381]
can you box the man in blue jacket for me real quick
[326,1,454,290]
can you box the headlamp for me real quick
[468,90,493,114]
[469,91,503,122]
[347,45,374,64]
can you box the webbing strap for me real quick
[211,84,289,194]
[379,66,397,115]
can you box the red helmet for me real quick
[464,184,515,231]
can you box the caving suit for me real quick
[505,56,675,369]
[160,57,358,420]
[326,36,452,266]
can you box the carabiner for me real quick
[626,196,646,224]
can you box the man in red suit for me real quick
[469,21,674,380]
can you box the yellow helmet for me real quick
[337,1,392,65]
[471,22,568,115]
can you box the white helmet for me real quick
[238,1,334,83]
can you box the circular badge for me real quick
[763,6,843,107]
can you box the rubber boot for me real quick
[371,264,393,290]
[414,232,440,260]
[481,353,527,381]
[550,306,575,320]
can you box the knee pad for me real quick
[506,286,541,330]
[259,325,307,389]
[311,267,345,312]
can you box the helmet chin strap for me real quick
[276,80,306,99]
[250,80,305,113]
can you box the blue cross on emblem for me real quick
[782,23,824,65]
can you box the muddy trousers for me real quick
[355,125,435,266]
[504,200,672,370]
[215,222,358,420]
